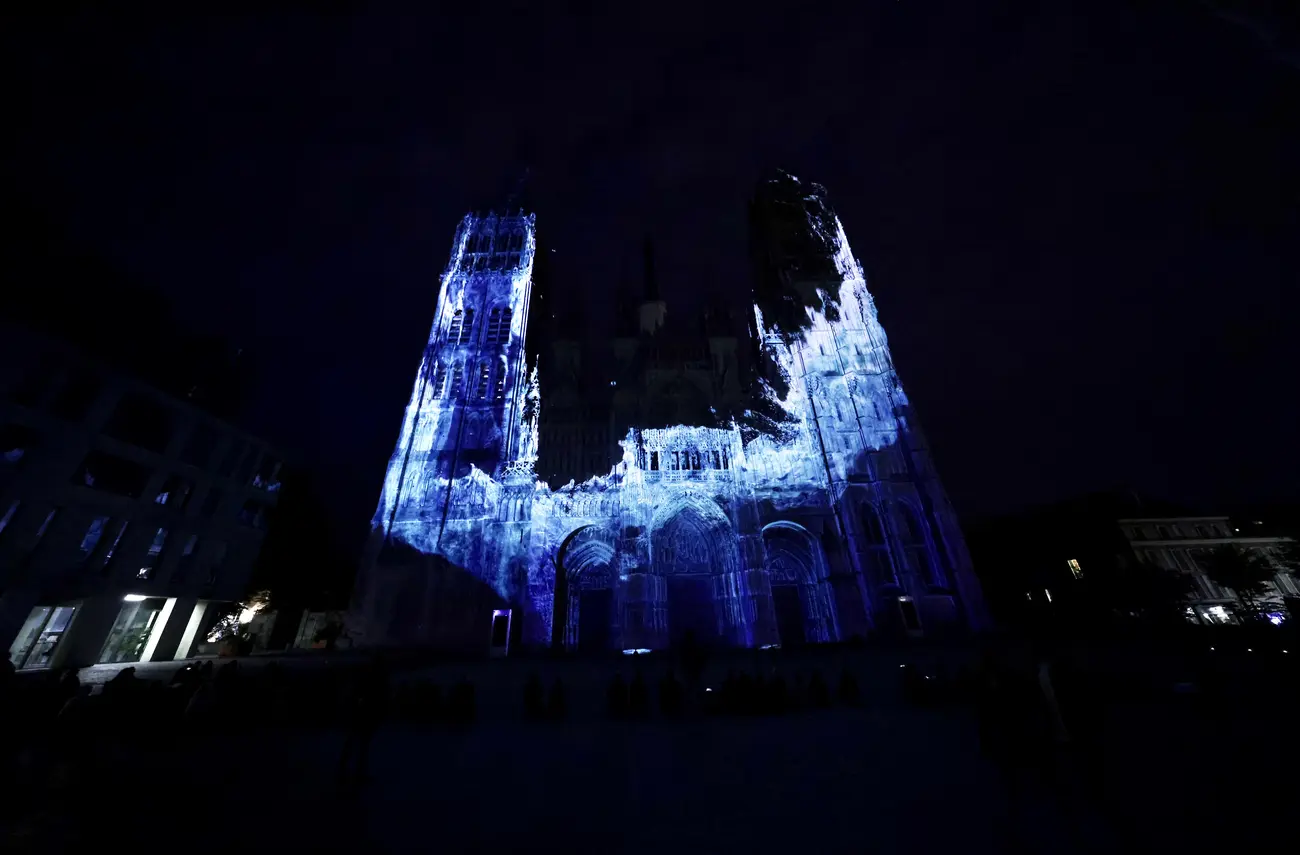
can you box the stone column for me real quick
[740,534,779,648]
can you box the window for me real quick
[1067,558,1083,579]
[896,503,924,544]
[449,363,465,398]
[493,362,507,401]
[252,456,281,492]
[431,362,448,397]
[100,520,128,575]
[0,500,19,537]
[860,505,886,546]
[137,527,168,579]
[1156,526,1172,539]
[1195,525,1210,538]
[650,451,659,471]
[475,362,491,399]
[79,516,110,558]
[448,309,476,345]
[155,475,192,509]
[180,424,218,468]
[50,370,100,421]
[73,451,151,498]
[1129,527,1147,540]
[103,392,173,452]
[486,307,513,346]
[176,534,199,580]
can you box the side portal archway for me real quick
[763,522,839,645]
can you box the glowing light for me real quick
[622,648,652,655]
[123,594,147,602]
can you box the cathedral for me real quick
[352,172,988,652]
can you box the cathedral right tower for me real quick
[748,170,988,634]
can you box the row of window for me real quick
[68,449,270,526]
[648,448,732,473]
[6,372,281,490]
[464,230,526,255]
[429,358,508,402]
[0,499,228,585]
[1129,522,1228,541]
[445,306,512,348]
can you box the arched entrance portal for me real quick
[650,497,744,647]
[763,522,838,645]
[555,525,616,653]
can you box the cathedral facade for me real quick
[353,172,987,651]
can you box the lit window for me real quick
[475,363,491,399]
[0,500,19,537]
[493,362,507,400]
[1067,558,1083,579]
[432,362,448,397]
[486,306,513,346]
[449,364,465,398]
[137,527,168,580]
[34,509,57,540]
[447,310,464,342]
[459,309,476,344]
[79,516,110,557]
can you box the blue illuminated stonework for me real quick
[352,175,988,650]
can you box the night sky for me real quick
[7,2,1297,550]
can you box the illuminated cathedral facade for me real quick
[352,172,987,651]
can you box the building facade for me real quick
[1120,516,1298,625]
[1,324,281,670]
[353,172,987,651]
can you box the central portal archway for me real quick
[650,496,743,648]
[555,525,616,652]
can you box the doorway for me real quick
[667,576,719,646]
[772,586,804,647]
[577,588,612,653]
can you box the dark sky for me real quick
[7,1,1298,546]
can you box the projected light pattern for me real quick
[353,176,987,651]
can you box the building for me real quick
[1120,516,1297,625]
[967,492,1298,628]
[1,323,282,670]
[352,171,987,652]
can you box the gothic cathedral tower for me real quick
[356,211,540,646]
[749,172,987,633]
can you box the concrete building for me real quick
[968,492,1298,629]
[1,323,282,670]
[1119,516,1298,625]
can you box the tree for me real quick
[1201,545,1278,622]
[1082,556,1195,627]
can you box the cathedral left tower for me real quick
[353,211,541,648]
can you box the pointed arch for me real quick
[762,521,838,644]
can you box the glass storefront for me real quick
[98,597,167,664]
[8,605,79,669]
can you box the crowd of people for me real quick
[0,640,1139,806]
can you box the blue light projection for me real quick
[352,177,988,650]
